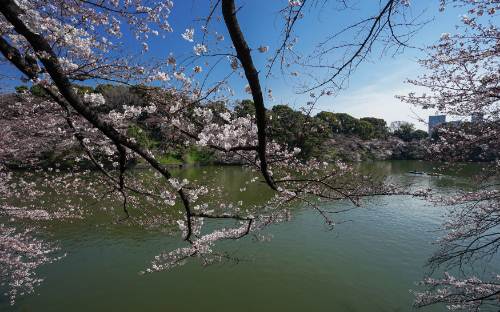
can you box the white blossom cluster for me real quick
[83,93,106,107]
[0,0,423,306]
[186,107,259,151]
[415,273,500,311]
[402,1,500,309]
[0,224,64,305]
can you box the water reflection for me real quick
[1,161,497,312]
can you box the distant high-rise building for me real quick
[428,115,446,136]
[471,112,484,123]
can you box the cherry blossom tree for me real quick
[399,0,500,310]
[0,0,420,304]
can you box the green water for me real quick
[1,161,497,311]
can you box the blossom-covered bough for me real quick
[1,0,420,305]
[400,0,500,310]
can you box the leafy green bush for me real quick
[316,111,341,133]
[391,121,428,141]
[269,105,331,159]
[157,153,183,165]
[360,117,388,138]
[354,120,375,139]
[15,85,28,93]
[234,99,256,117]
[185,147,215,164]
[334,113,358,133]
[317,111,381,139]
[29,85,48,97]
[412,130,428,141]
[127,124,159,150]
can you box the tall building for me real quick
[428,115,446,136]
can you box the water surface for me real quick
[1,161,496,311]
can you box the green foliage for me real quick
[127,124,159,150]
[317,112,384,139]
[354,120,375,139]
[128,84,163,99]
[95,84,145,112]
[185,147,215,165]
[412,130,428,141]
[15,85,28,93]
[316,111,341,133]
[269,105,331,159]
[234,99,256,117]
[360,117,388,138]
[393,122,415,141]
[391,121,428,141]
[334,113,358,133]
[28,84,90,98]
[157,153,183,165]
[94,84,115,94]
[29,85,48,97]
[269,105,305,147]
[156,147,215,165]
[206,101,229,114]
[73,84,94,94]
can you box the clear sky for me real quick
[0,0,466,130]
[212,0,463,130]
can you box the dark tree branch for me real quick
[221,0,277,190]
[0,0,198,239]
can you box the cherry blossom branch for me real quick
[0,0,197,238]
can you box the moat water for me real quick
[2,161,498,311]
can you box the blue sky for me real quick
[146,0,466,130]
[218,0,462,130]
[0,0,466,129]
